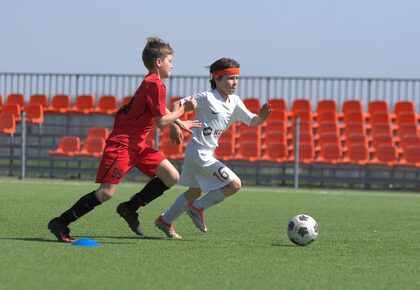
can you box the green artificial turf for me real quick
[0,178,419,290]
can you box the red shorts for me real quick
[95,141,165,184]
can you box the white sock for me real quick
[193,189,225,210]
[162,193,188,224]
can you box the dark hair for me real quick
[142,37,173,71]
[208,58,240,89]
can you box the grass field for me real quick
[0,178,419,290]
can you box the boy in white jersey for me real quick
[154,58,272,239]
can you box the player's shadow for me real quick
[0,237,58,243]
[85,235,192,242]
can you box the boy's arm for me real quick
[154,98,196,129]
[250,102,273,127]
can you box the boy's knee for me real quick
[95,187,115,202]
[231,178,242,192]
[229,178,242,193]
[185,188,202,200]
[161,170,179,188]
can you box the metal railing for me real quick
[1,72,420,111]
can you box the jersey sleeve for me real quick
[180,92,207,112]
[148,81,167,117]
[234,97,257,126]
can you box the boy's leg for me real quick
[162,188,202,224]
[154,188,202,239]
[117,159,179,235]
[48,184,117,243]
[187,177,242,233]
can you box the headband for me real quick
[211,68,240,78]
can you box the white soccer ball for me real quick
[287,214,319,246]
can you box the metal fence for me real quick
[1,72,420,111]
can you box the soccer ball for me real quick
[287,214,319,246]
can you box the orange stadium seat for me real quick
[25,104,44,125]
[343,111,365,125]
[341,100,363,117]
[29,94,49,109]
[371,123,392,138]
[261,141,288,162]
[265,119,287,136]
[289,143,315,163]
[369,112,391,125]
[289,121,313,140]
[95,95,118,115]
[342,143,369,165]
[317,132,340,151]
[316,111,339,124]
[368,100,389,116]
[49,136,81,157]
[316,142,342,164]
[291,99,312,114]
[235,141,261,161]
[370,144,397,166]
[120,96,132,108]
[318,122,340,137]
[47,94,71,113]
[243,98,261,114]
[237,123,261,141]
[346,133,367,147]
[77,137,106,158]
[0,114,16,135]
[215,125,236,160]
[268,99,287,112]
[393,101,416,117]
[396,112,417,126]
[159,139,183,160]
[400,134,420,151]
[265,130,287,144]
[72,95,95,114]
[268,109,288,123]
[372,134,394,150]
[6,93,25,108]
[291,132,314,146]
[1,104,21,122]
[215,140,235,160]
[316,99,338,116]
[399,145,420,166]
[86,127,110,140]
[292,110,313,123]
[397,124,419,141]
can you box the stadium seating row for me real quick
[0,93,132,120]
[49,127,110,158]
[0,93,133,135]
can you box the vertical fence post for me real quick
[20,110,26,179]
[293,116,300,189]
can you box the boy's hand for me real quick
[259,102,273,120]
[169,124,183,144]
[183,98,197,112]
[176,119,202,135]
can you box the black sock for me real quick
[56,191,101,225]
[125,177,169,211]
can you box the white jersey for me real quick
[180,89,256,150]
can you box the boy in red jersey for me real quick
[48,37,200,242]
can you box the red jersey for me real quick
[107,73,167,149]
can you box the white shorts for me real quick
[179,142,238,193]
